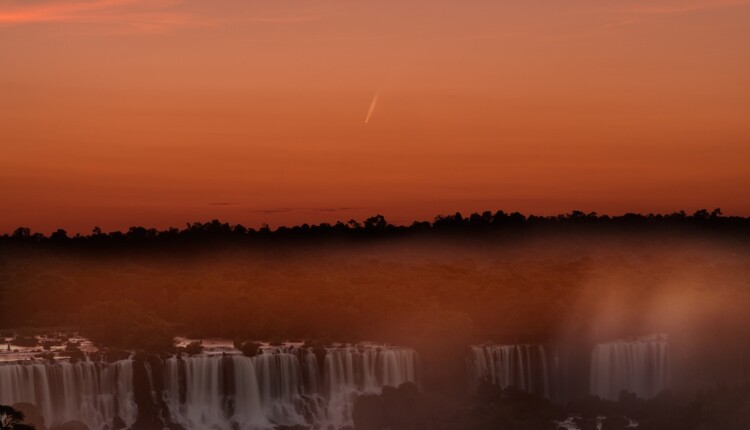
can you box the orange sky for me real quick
[1,0,749,234]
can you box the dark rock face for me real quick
[572,417,598,430]
[132,354,168,430]
[221,354,236,418]
[50,420,89,430]
[353,382,567,430]
[111,416,127,430]
[312,346,327,373]
[352,394,388,430]
[353,383,430,430]
[601,415,630,430]
[177,356,187,405]
[102,348,131,363]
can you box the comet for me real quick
[364,92,379,124]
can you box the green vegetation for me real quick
[2,231,750,352]
[2,213,750,396]
[2,213,750,428]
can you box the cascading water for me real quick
[0,359,137,430]
[0,344,416,429]
[163,354,268,430]
[322,346,417,426]
[162,344,418,429]
[589,334,670,400]
[469,344,552,398]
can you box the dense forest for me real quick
[2,210,749,361]
[3,210,750,429]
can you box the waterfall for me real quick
[163,354,267,430]
[590,334,670,400]
[0,344,416,429]
[162,345,418,429]
[0,359,137,430]
[470,344,551,397]
[320,346,417,427]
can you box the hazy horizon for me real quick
[2,0,749,234]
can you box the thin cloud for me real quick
[246,15,322,24]
[560,0,750,40]
[0,0,201,32]
[541,20,641,42]
[0,0,135,23]
[0,0,324,32]
[623,0,750,15]
[250,207,366,215]
[307,207,365,213]
[251,208,295,215]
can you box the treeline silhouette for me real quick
[2,209,747,248]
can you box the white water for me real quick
[0,359,137,430]
[0,345,415,430]
[590,334,670,400]
[469,344,551,397]
[163,345,418,429]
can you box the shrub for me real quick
[34,352,56,361]
[41,339,64,350]
[184,341,203,355]
[60,345,86,363]
[233,339,244,350]
[102,348,131,362]
[10,335,38,347]
[239,341,262,357]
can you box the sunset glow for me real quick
[2,0,749,233]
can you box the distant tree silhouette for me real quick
[50,229,68,241]
[693,209,710,220]
[364,215,387,231]
[11,227,30,238]
[2,208,748,248]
